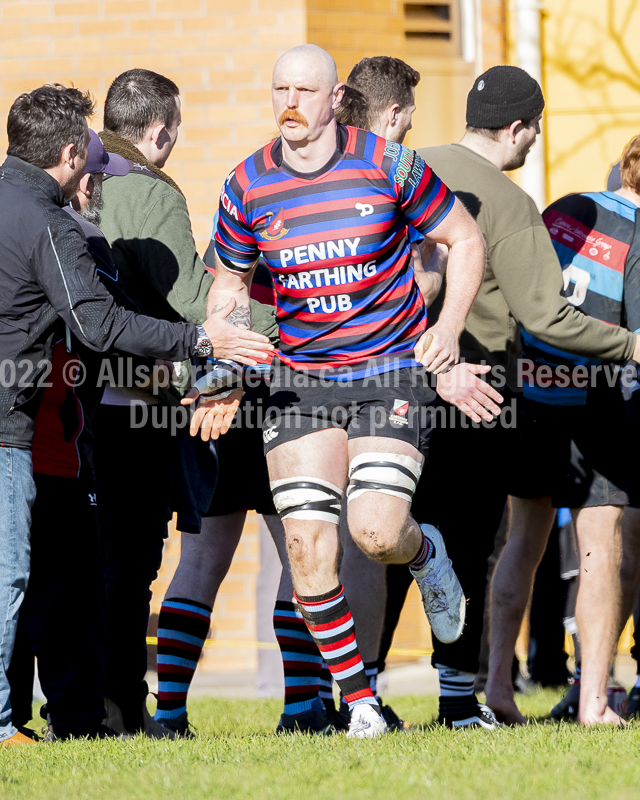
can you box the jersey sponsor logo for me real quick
[394,148,414,187]
[260,208,289,241]
[545,209,627,270]
[280,237,360,267]
[408,154,425,189]
[355,202,373,217]
[263,424,279,443]
[277,260,376,290]
[221,190,239,220]
[384,141,402,161]
[307,294,352,313]
[383,142,425,189]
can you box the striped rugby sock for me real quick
[409,531,434,571]
[436,663,475,697]
[295,586,378,710]
[273,600,323,716]
[319,660,336,712]
[154,597,212,720]
[364,662,379,696]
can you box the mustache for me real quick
[278,109,309,127]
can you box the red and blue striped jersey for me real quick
[214,125,454,379]
[523,191,640,405]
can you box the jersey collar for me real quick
[271,124,348,180]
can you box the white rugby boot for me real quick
[346,703,388,739]
[410,524,466,644]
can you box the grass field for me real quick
[2,691,640,800]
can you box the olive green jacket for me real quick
[419,144,635,391]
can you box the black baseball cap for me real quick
[84,129,129,176]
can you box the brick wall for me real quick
[308,0,404,80]
[0,0,306,252]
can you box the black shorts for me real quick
[509,383,633,508]
[262,360,437,456]
[205,378,276,517]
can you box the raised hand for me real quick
[181,385,244,441]
[414,326,460,374]
[436,363,503,423]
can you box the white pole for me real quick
[514,0,546,210]
[475,0,483,78]
[460,0,483,76]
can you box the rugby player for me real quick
[332,56,450,725]
[186,44,489,738]
[485,134,640,726]
[411,66,640,730]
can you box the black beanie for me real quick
[466,65,545,129]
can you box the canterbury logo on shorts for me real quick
[263,425,279,444]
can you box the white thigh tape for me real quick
[346,452,422,503]
[270,477,343,524]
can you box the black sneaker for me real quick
[89,725,133,740]
[438,695,503,730]
[626,686,640,718]
[40,724,57,743]
[16,726,40,742]
[550,680,580,721]
[156,712,195,739]
[328,702,350,732]
[275,709,336,735]
[380,702,410,732]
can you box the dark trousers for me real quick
[93,404,178,729]
[8,473,106,737]
[412,395,518,674]
[377,565,413,673]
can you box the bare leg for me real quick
[574,504,624,726]
[267,429,421,728]
[267,428,349,597]
[346,437,423,565]
[484,496,555,725]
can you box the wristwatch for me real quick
[194,324,213,357]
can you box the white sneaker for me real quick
[346,704,388,739]
[410,524,465,644]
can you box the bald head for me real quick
[271,44,344,156]
[273,45,338,89]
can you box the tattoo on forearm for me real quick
[227,304,250,329]
[208,301,251,330]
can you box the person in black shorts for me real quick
[152,348,296,736]
[485,138,640,725]
[332,56,450,709]
[186,44,491,739]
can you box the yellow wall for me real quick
[308,0,403,80]
[0,0,307,253]
[539,0,640,203]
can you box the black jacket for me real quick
[0,156,198,449]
